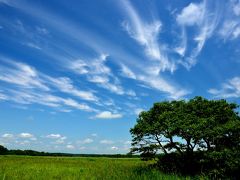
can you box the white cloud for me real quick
[123,69,189,99]
[95,111,122,119]
[176,3,204,26]
[10,90,60,108]
[0,92,8,101]
[8,88,93,111]
[66,144,75,149]
[23,42,42,50]
[120,62,189,99]
[70,54,132,96]
[7,89,93,112]
[111,146,118,150]
[0,60,49,90]
[120,64,136,79]
[208,77,240,98]
[70,54,110,75]
[62,98,92,111]
[138,75,189,99]
[45,76,98,102]
[19,133,34,138]
[120,0,161,60]
[122,20,162,60]
[0,58,96,112]
[2,133,14,138]
[5,1,189,101]
[176,1,220,69]
[219,20,239,40]
[88,75,109,84]
[174,28,187,57]
[233,26,240,38]
[218,1,240,40]
[51,136,67,144]
[118,1,189,99]
[121,0,176,72]
[46,134,62,139]
[100,82,125,95]
[126,90,136,97]
[100,140,114,144]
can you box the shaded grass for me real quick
[0,156,190,179]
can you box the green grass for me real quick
[0,155,190,180]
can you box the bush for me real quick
[0,145,8,155]
[156,150,240,179]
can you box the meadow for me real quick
[0,156,190,180]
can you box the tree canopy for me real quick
[130,96,240,178]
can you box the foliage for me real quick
[0,146,139,158]
[130,96,240,178]
[0,145,8,155]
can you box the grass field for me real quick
[0,156,190,180]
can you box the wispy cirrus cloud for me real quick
[121,0,176,73]
[7,90,93,111]
[69,54,136,96]
[120,64,136,80]
[208,76,240,98]
[1,0,188,101]
[0,91,8,101]
[118,0,190,99]
[22,42,42,50]
[176,0,221,69]
[218,0,240,40]
[0,59,49,90]
[45,76,98,102]
[120,63,189,99]
[0,57,95,111]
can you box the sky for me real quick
[0,0,240,154]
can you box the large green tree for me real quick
[130,97,240,177]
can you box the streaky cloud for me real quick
[69,54,136,97]
[208,77,240,98]
[176,0,222,69]
[121,0,176,73]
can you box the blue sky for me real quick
[0,0,240,154]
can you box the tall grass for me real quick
[0,156,190,179]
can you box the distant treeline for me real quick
[0,145,139,158]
